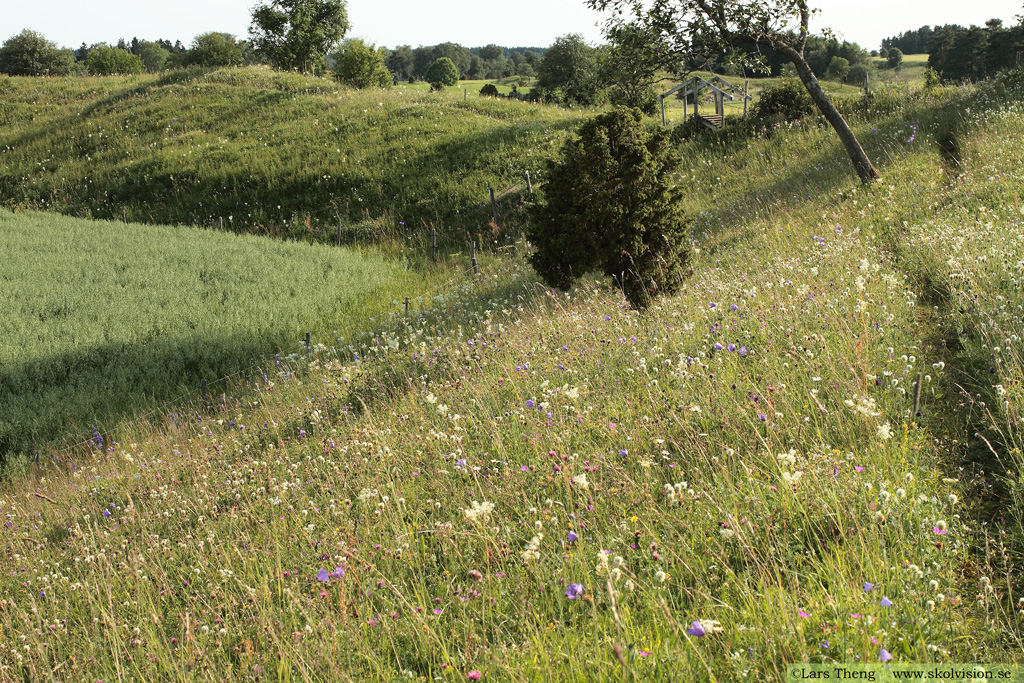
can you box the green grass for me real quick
[1,66,1023,682]
[0,209,478,462]
[0,67,582,246]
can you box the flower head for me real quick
[565,583,584,599]
[880,648,893,663]
[686,621,706,637]
[880,596,893,608]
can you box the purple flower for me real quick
[713,342,723,351]
[727,343,736,352]
[730,304,738,311]
[798,610,810,618]
[332,567,346,578]
[880,596,893,607]
[709,302,717,308]
[879,648,893,663]
[863,582,874,592]
[686,621,706,637]
[619,449,628,457]
[758,413,767,421]
[526,400,535,408]
[456,458,466,468]
[102,509,111,518]
[821,641,830,649]
[565,583,584,599]
[316,569,330,582]
[299,429,306,437]
[739,346,748,356]
[567,531,578,544]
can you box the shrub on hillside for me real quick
[425,57,458,87]
[527,107,692,309]
[751,80,815,122]
[0,29,74,76]
[334,38,391,89]
[479,83,499,97]
[86,46,144,76]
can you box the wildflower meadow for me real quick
[0,66,1023,681]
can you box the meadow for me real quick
[0,67,586,245]
[0,62,1022,682]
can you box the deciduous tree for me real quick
[586,0,880,182]
[250,0,349,74]
[334,38,391,88]
[425,57,459,87]
[0,29,74,76]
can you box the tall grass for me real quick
[2,69,1023,681]
[0,67,584,246]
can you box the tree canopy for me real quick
[587,0,880,182]
[250,0,349,74]
[0,29,74,76]
[86,45,144,75]
[334,38,391,88]
[185,32,244,67]
[535,34,601,106]
[425,57,459,87]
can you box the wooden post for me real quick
[660,96,666,126]
[431,227,437,262]
[219,216,224,232]
[337,220,342,246]
[471,241,478,275]
[743,80,749,118]
[404,296,410,316]
[524,171,533,194]
[489,187,499,226]
[122,209,127,224]
[864,72,869,97]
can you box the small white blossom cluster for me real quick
[463,500,494,525]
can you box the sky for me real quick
[4,0,1022,52]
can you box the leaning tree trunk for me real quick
[778,46,881,183]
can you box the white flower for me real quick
[572,473,589,490]
[521,533,543,563]
[877,423,893,440]
[463,500,495,525]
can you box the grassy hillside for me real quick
[2,66,1023,682]
[0,67,584,245]
[0,209,485,462]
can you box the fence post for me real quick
[524,171,533,194]
[404,296,410,316]
[431,227,437,262]
[489,187,499,226]
[122,209,127,224]
[305,332,311,360]
[337,220,342,247]
[471,240,478,275]
[219,216,224,232]
[864,72,869,97]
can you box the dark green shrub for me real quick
[751,80,815,122]
[479,83,499,97]
[527,107,692,310]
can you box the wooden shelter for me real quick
[659,75,751,129]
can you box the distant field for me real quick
[0,209,452,460]
[0,67,583,245]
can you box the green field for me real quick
[1,64,1023,681]
[0,67,583,244]
[0,209,476,460]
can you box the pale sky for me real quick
[4,0,1022,52]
